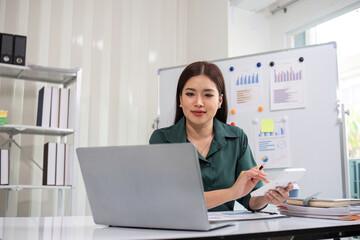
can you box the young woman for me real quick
[150,61,293,211]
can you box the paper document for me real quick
[208,210,285,222]
[229,64,263,113]
[254,119,291,168]
[269,60,306,111]
[278,203,360,221]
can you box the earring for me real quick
[179,104,182,108]
[218,106,221,109]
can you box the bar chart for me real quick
[258,124,285,137]
[236,73,259,86]
[273,68,302,83]
[270,62,306,111]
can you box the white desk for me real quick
[0,216,360,239]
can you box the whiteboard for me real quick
[158,43,346,198]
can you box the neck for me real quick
[186,119,214,140]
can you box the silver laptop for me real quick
[77,143,232,231]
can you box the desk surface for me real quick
[0,216,360,240]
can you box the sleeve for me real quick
[235,135,265,211]
[149,130,168,144]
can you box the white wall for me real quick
[186,0,229,62]
[228,7,270,57]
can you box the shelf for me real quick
[0,124,74,136]
[0,63,81,216]
[0,63,79,86]
[0,185,72,191]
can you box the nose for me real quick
[194,95,204,108]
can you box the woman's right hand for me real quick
[230,166,270,200]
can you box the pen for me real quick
[259,162,266,170]
[251,210,278,215]
[259,156,268,170]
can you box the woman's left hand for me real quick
[264,182,293,205]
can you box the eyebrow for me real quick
[184,88,216,92]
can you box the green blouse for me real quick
[149,116,263,212]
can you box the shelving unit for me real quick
[0,63,81,217]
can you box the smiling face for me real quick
[180,75,222,128]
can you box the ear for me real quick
[218,94,223,108]
[179,95,183,107]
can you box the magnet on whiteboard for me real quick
[252,118,259,124]
[281,116,288,122]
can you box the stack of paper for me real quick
[286,198,360,208]
[278,203,360,221]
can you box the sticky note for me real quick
[261,119,274,132]
[0,110,7,118]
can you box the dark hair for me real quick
[174,61,228,124]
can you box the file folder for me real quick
[13,35,26,66]
[0,33,14,64]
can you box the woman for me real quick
[149,61,293,211]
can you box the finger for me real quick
[285,182,294,192]
[267,190,284,205]
[276,186,290,197]
[241,170,270,185]
[256,166,266,174]
[266,191,282,205]
[251,167,267,176]
[272,189,288,202]
[263,194,272,203]
[237,171,261,185]
[245,171,270,183]
[244,170,265,178]
[250,178,260,185]
[247,169,269,181]
[260,177,271,183]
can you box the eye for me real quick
[204,93,214,97]
[185,92,195,96]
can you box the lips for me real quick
[191,110,206,116]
